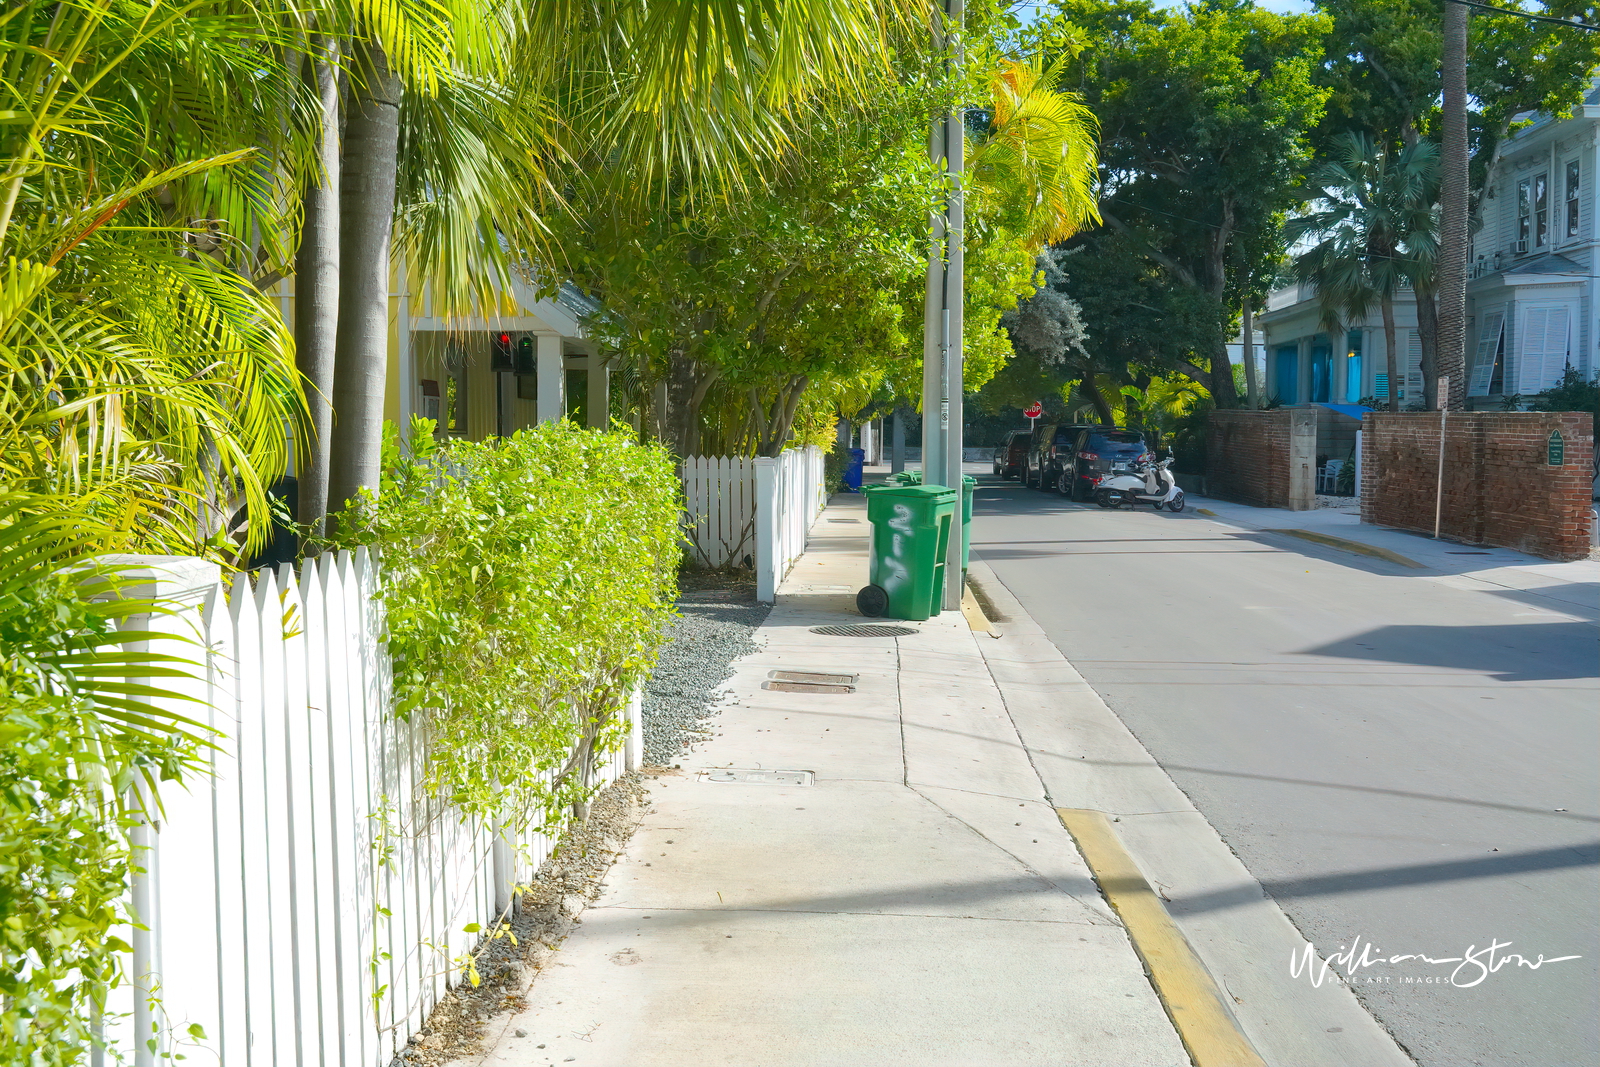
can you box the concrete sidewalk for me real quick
[1185,493,1598,618]
[459,494,1190,1067]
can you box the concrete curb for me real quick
[966,554,1415,1067]
[1058,807,1266,1067]
[1263,528,1425,569]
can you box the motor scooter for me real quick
[1095,455,1185,512]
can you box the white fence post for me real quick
[625,684,643,772]
[93,556,221,1066]
[755,456,777,602]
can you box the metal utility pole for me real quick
[1438,0,1469,411]
[922,0,965,610]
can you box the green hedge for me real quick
[335,420,680,829]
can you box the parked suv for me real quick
[991,430,1032,479]
[1024,422,1103,492]
[1063,427,1151,499]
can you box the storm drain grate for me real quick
[827,518,864,524]
[769,669,859,685]
[701,768,815,786]
[810,624,917,638]
[762,680,853,694]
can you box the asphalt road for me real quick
[969,473,1599,1067]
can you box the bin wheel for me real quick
[857,585,890,618]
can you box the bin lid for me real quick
[863,483,958,501]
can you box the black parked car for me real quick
[991,430,1032,479]
[1062,427,1151,500]
[1023,422,1103,492]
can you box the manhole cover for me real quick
[769,669,859,685]
[701,768,815,786]
[762,680,853,693]
[810,624,917,637]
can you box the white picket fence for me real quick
[97,550,636,1067]
[680,455,760,568]
[680,446,826,601]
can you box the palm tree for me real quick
[1286,133,1439,414]
[1,0,309,556]
[318,0,928,510]
[970,56,1102,247]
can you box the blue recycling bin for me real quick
[844,447,866,491]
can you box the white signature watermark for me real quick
[1290,936,1582,989]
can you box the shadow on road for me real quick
[1172,842,1600,916]
[1299,622,1599,682]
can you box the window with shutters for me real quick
[1516,305,1571,395]
[1469,308,1505,397]
[1518,174,1549,249]
[1565,160,1580,238]
[1398,330,1423,402]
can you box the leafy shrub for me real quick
[0,499,209,1064]
[332,421,680,829]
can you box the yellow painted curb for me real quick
[1057,808,1266,1067]
[1196,508,1217,517]
[1265,528,1425,569]
[960,586,996,634]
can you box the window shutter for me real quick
[1469,309,1505,396]
[1517,305,1571,394]
[1399,330,1423,399]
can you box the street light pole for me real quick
[922,0,965,610]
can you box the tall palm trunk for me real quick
[1381,293,1399,414]
[1437,1,1469,410]
[1416,278,1439,409]
[295,36,340,535]
[328,38,402,518]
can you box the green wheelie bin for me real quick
[961,475,975,574]
[856,483,957,621]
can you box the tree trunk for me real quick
[662,348,699,458]
[1416,278,1440,409]
[1241,297,1259,409]
[765,375,809,456]
[295,37,340,536]
[1381,294,1399,414]
[1437,1,1469,411]
[328,38,402,519]
[1076,370,1116,425]
[1210,339,1239,408]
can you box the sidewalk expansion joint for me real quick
[909,787,1114,927]
[1057,807,1266,1067]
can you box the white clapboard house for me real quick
[1259,82,1600,409]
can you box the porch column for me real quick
[586,354,610,430]
[535,333,564,423]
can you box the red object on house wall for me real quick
[1361,411,1594,561]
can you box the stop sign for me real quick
[1024,402,1043,418]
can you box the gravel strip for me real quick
[396,775,649,1065]
[642,572,770,767]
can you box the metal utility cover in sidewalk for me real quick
[810,624,917,637]
[700,768,815,786]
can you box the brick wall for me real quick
[1361,412,1594,561]
[1205,409,1315,510]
